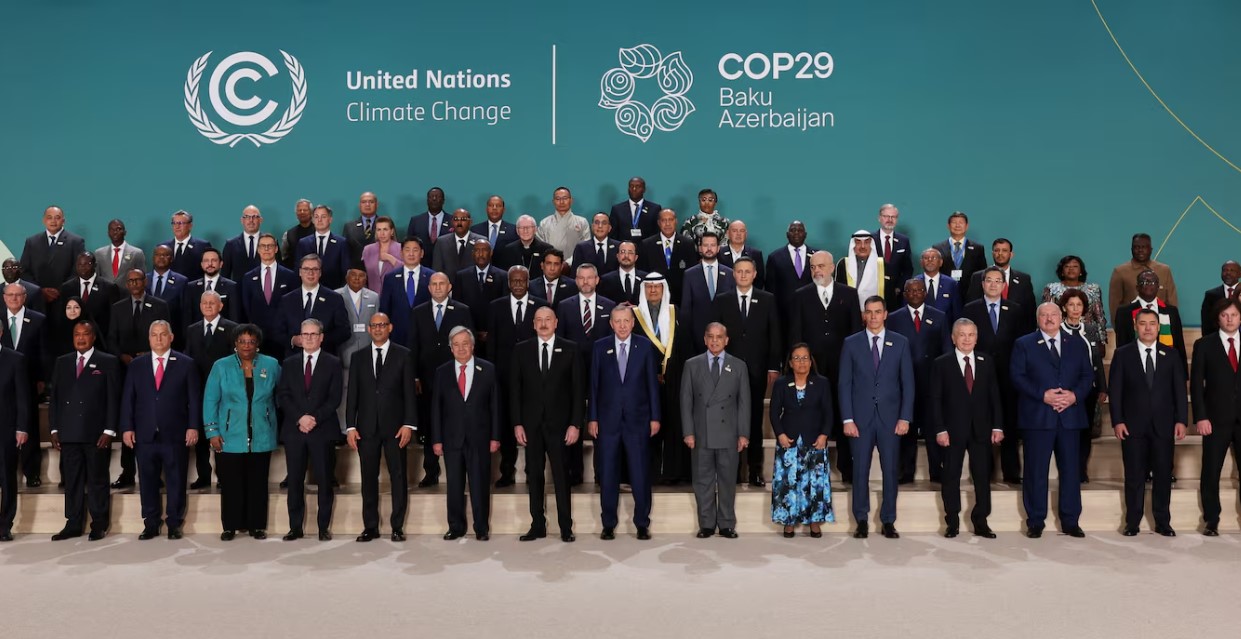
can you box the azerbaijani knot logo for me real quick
[184,50,307,148]
[598,44,694,143]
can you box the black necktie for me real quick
[175,242,184,260]
[597,242,605,262]
[247,235,255,259]
[478,270,485,287]
[205,322,214,345]
[132,300,141,322]
[304,292,314,318]
[458,238,466,259]
[515,300,523,325]
[625,273,633,296]
[741,294,749,319]
[711,355,721,381]
[375,347,385,379]
[927,278,936,301]
[541,342,549,373]
[1048,337,1060,366]
[1145,347,1155,388]
[318,236,326,256]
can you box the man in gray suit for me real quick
[93,219,146,286]
[336,268,379,426]
[680,322,750,538]
[431,209,485,286]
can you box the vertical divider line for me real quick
[552,45,557,145]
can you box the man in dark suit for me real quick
[2,259,45,315]
[119,320,200,540]
[281,198,315,270]
[931,211,987,285]
[1111,308,1187,536]
[183,290,236,489]
[1191,297,1241,536]
[345,312,417,542]
[872,204,914,310]
[718,221,765,290]
[276,254,351,356]
[20,205,85,306]
[472,195,518,252]
[638,209,698,304]
[928,318,1004,538]
[597,241,646,306]
[378,237,434,348]
[1113,269,1188,372]
[405,187,451,263]
[107,270,172,366]
[572,213,621,276]
[60,253,122,339]
[917,248,963,323]
[182,248,241,326]
[885,278,950,483]
[609,176,661,242]
[486,266,549,487]
[341,192,380,270]
[431,327,501,540]
[432,208,486,286]
[589,304,661,540]
[839,296,916,539]
[964,238,1037,329]
[410,273,473,487]
[493,215,551,281]
[709,256,780,486]
[296,205,351,291]
[240,233,299,359]
[0,323,30,542]
[787,250,862,480]
[1200,260,1240,335]
[529,249,578,306]
[146,245,188,333]
[765,221,816,314]
[277,320,342,541]
[556,263,614,484]
[962,266,1026,483]
[680,232,735,354]
[511,308,584,542]
[454,240,508,338]
[159,210,214,282]
[48,320,119,540]
[2,283,46,486]
[1010,302,1095,538]
[221,205,264,282]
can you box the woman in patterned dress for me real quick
[1042,255,1107,333]
[770,343,834,537]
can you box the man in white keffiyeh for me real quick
[637,273,673,355]
[633,272,692,483]
[838,229,883,305]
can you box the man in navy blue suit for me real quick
[378,237,434,348]
[220,205,263,282]
[405,187,451,262]
[885,278,950,483]
[296,205,351,290]
[839,296,915,539]
[147,245,189,330]
[119,320,200,540]
[277,255,350,356]
[872,204,914,310]
[240,233,299,359]
[471,195,518,252]
[916,248,962,323]
[589,304,661,540]
[608,176,661,242]
[159,210,214,282]
[679,232,735,354]
[1010,302,1095,538]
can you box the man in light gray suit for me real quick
[680,322,750,538]
[336,269,379,429]
[93,219,147,285]
[431,208,485,286]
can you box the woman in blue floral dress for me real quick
[770,343,834,537]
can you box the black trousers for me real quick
[999,395,1021,481]
[1200,421,1241,526]
[496,391,518,480]
[417,382,441,481]
[939,436,993,527]
[737,374,767,480]
[193,429,213,484]
[444,442,491,535]
[285,434,334,532]
[1121,429,1173,529]
[0,439,16,532]
[119,446,136,480]
[1078,388,1099,478]
[60,442,112,533]
[216,451,270,532]
[20,390,41,480]
[525,425,572,535]
[358,435,407,533]
[136,442,188,529]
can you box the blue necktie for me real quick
[952,241,963,268]
[706,264,715,299]
[435,303,443,330]
[618,342,628,381]
[989,302,998,333]
[489,224,498,246]
[871,335,880,370]
[405,271,416,307]
[664,241,672,268]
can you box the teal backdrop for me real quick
[2,0,1239,323]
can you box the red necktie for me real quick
[913,309,921,333]
[884,235,892,261]
[547,282,555,303]
[112,248,121,278]
[1001,275,1009,299]
[155,356,165,390]
[964,355,974,393]
[1230,338,1238,373]
[304,356,313,391]
[430,217,439,243]
[458,363,467,398]
[583,299,592,333]
[82,282,90,302]
[76,355,85,378]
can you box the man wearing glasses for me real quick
[277,255,349,356]
[221,205,264,282]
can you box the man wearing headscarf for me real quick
[634,273,692,484]
[837,230,884,306]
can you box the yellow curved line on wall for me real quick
[1091,0,1241,174]
[1155,196,1241,259]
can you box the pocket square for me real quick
[91,370,103,376]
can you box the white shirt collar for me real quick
[984,295,1001,305]
[1040,331,1060,342]
[7,307,24,322]
[152,349,171,359]
[372,340,389,353]
[76,347,95,361]
[615,335,632,348]
[955,348,974,361]
[866,328,886,340]
[1219,331,1239,348]
[538,335,555,349]
[908,304,925,316]
[301,285,320,296]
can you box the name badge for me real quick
[630,228,643,237]
[353,323,366,333]
[950,269,963,280]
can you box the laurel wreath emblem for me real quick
[184,50,307,148]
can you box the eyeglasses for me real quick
[367,322,390,328]
[299,333,323,339]
[235,339,258,346]
[790,356,811,362]
[171,221,190,227]
[241,215,262,221]
[300,267,321,272]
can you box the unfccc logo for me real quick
[599,44,694,143]
[184,50,307,148]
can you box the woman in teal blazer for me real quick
[203,323,282,540]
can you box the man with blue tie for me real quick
[296,205,351,290]
[931,211,987,285]
[1010,302,1095,538]
[839,296,915,539]
[679,232,736,354]
[963,266,1025,484]
[119,320,201,540]
[147,245,188,332]
[589,304,661,540]
[378,237,433,348]
[608,176,661,242]
[411,273,474,487]
[471,195,518,252]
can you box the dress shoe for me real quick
[319,531,333,541]
[944,526,959,539]
[600,528,616,540]
[882,523,899,539]
[278,478,288,489]
[718,528,738,539]
[494,476,516,488]
[88,530,106,541]
[138,527,161,540]
[283,530,304,541]
[0,531,12,542]
[748,476,766,488]
[57,481,65,488]
[418,476,440,488]
[809,526,822,539]
[1002,476,1022,485]
[475,533,490,541]
[695,528,714,538]
[853,523,869,539]
[390,530,405,542]
[1204,524,1219,537]
[974,525,997,539]
[356,530,380,542]
[443,530,465,541]
[782,527,795,539]
[110,477,135,489]
[167,527,183,540]
[51,529,82,541]
[636,527,651,540]
[519,529,548,542]
[26,477,42,488]
[189,478,211,490]
[1064,526,1086,538]
[249,529,266,540]
[220,530,236,541]
[1122,526,1139,536]
[560,532,575,543]
[898,478,914,486]
[1155,526,1176,537]
[1026,526,1044,538]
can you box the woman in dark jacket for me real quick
[770,343,835,538]
[1059,288,1108,482]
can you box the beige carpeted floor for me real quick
[3,530,1232,638]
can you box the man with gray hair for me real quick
[495,214,552,281]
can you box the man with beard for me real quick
[633,274,691,484]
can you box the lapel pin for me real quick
[554,348,562,353]
[317,297,325,302]
[88,363,97,369]
[885,342,893,347]
[607,349,615,355]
